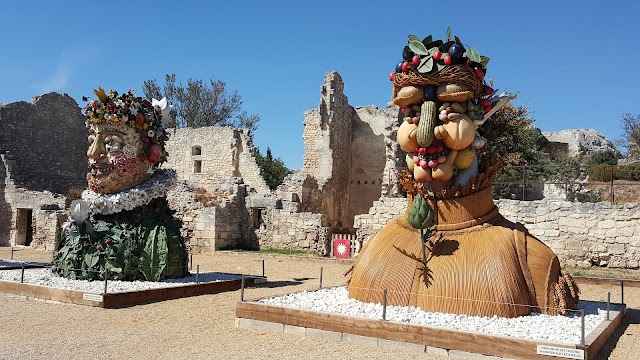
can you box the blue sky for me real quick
[2,1,639,169]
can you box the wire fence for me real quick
[494,164,640,203]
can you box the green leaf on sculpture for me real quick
[467,48,481,63]
[418,57,434,73]
[440,41,455,52]
[446,26,452,41]
[409,39,428,55]
[421,35,432,46]
[480,56,491,69]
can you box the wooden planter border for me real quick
[236,299,624,360]
[0,275,263,308]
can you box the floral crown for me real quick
[83,87,171,164]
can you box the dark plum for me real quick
[423,86,437,101]
[395,61,404,73]
[449,44,464,59]
[402,47,414,61]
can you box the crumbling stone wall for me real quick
[252,207,328,254]
[164,126,269,194]
[297,72,398,231]
[354,196,640,269]
[0,93,86,246]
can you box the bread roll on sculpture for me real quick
[348,32,579,318]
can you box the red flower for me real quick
[148,144,162,163]
[107,103,115,113]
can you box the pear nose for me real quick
[87,135,106,160]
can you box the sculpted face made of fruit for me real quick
[86,123,161,194]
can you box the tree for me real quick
[255,147,291,190]
[588,149,622,166]
[616,113,640,158]
[143,74,260,131]
[483,103,547,199]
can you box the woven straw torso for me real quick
[347,186,578,318]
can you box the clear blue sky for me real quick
[2,1,639,169]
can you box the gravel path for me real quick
[1,248,639,360]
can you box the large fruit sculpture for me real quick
[347,29,579,318]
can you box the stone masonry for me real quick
[164,126,270,194]
[354,196,640,269]
[0,93,86,247]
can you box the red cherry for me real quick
[412,55,420,65]
[418,147,427,155]
[420,160,428,168]
[401,61,409,72]
[483,105,492,113]
[413,155,421,164]
[389,72,395,81]
[105,239,112,245]
[401,107,406,113]
[436,145,444,152]
[428,160,438,168]
[484,86,494,95]
[479,99,491,106]
[96,245,103,251]
[433,50,442,60]
[446,107,453,114]
[444,54,452,65]
[437,155,447,164]
[474,67,485,80]
[427,146,437,155]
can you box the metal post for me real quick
[607,292,611,320]
[621,280,625,305]
[196,265,199,284]
[103,265,108,294]
[610,166,615,203]
[190,253,193,271]
[522,166,526,200]
[11,247,14,260]
[20,264,25,283]
[240,274,245,302]
[319,267,323,289]
[580,309,585,346]
[382,289,388,321]
[262,259,265,277]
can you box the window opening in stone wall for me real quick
[193,160,202,174]
[16,208,33,246]
[252,208,266,229]
[192,146,202,156]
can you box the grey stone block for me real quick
[378,339,426,352]
[426,346,449,357]
[342,333,378,347]
[252,319,284,333]
[305,328,343,342]
[235,317,254,329]
[284,324,306,336]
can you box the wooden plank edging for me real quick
[0,276,258,308]
[236,301,623,360]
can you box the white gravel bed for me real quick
[259,287,609,345]
[0,268,241,293]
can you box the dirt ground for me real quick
[1,248,639,360]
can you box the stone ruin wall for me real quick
[354,197,640,269]
[0,93,86,247]
[164,126,270,194]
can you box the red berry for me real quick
[444,55,452,65]
[412,55,420,65]
[479,99,491,106]
[105,239,112,245]
[437,155,447,164]
[433,50,442,60]
[428,160,438,168]
[389,72,395,81]
[418,147,427,155]
[401,107,406,113]
[474,67,485,80]
[483,105,492,113]
[401,61,409,72]
[427,146,437,155]
[436,145,444,152]
[420,160,428,168]
[446,107,453,114]
[484,86,494,95]
[413,155,421,164]
[96,245,103,251]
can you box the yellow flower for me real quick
[143,123,150,130]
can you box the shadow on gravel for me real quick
[596,308,640,360]
[255,280,303,288]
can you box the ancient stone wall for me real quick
[354,197,640,269]
[0,93,87,193]
[164,126,269,194]
[253,208,328,254]
[542,129,617,157]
